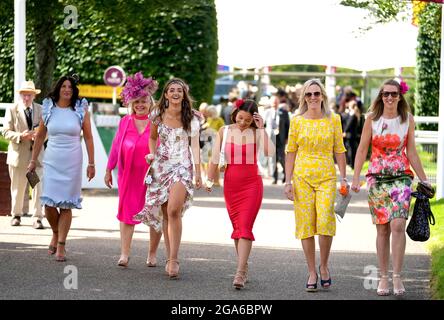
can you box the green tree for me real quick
[415,3,441,130]
[340,0,441,125]
[0,0,218,106]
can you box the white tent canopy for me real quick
[215,0,418,71]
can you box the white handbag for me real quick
[218,126,229,172]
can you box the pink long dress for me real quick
[107,115,151,225]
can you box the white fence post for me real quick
[14,0,26,103]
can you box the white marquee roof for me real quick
[215,0,418,71]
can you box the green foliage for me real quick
[427,199,444,299]
[0,135,9,152]
[415,3,441,130]
[340,0,409,26]
[0,0,218,106]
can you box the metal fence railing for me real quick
[1,102,439,183]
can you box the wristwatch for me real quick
[205,179,214,188]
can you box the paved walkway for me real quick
[0,177,431,300]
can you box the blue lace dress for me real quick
[40,98,87,209]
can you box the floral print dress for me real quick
[134,111,201,232]
[366,114,414,224]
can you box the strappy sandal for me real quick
[393,274,406,296]
[55,242,66,262]
[167,259,180,279]
[377,274,390,296]
[117,256,130,267]
[146,258,157,267]
[233,270,247,290]
[48,231,58,255]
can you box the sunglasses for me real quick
[382,91,399,98]
[305,91,321,97]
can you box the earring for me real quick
[165,99,169,108]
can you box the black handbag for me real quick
[406,191,435,242]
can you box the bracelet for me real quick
[341,177,348,182]
[285,182,292,186]
[30,160,36,163]
[88,163,95,167]
[257,127,265,129]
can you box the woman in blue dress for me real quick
[28,75,95,262]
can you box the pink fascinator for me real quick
[120,72,158,106]
[234,99,244,109]
[399,81,409,95]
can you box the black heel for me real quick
[305,274,318,292]
[319,265,331,289]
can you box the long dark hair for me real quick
[47,75,80,110]
[368,79,411,123]
[230,99,259,128]
[156,78,194,132]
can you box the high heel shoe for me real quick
[393,274,406,296]
[55,242,66,262]
[48,245,57,255]
[305,274,318,292]
[319,265,331,289]
[377,274,390,296]
[48,231,58,255]
[233,270,247,290]
[146,257,157,267]
[167,259,180,279]
[117,256,130,267]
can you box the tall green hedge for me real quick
[415,3,441,130]
[0,0,218,106]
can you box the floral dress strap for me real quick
[42,98,56,126]
[74,98,88,125]
[189,110,203,137]
[149,109,161,126]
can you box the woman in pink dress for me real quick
[104,72,162,267]
[205,99,274,289]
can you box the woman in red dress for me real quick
[206,99,274,289]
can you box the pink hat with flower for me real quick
[120,71,158,106]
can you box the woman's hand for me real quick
[104,170,112,188]
[253,112,264,129]
[87,165,95,182]
[284,183,294,201]
[195,175,202,190]
[27,160,36,173]
[351,177,361,193]
[145,153,155,164]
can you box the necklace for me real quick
[133,114,149,120]
[165,113,181,121]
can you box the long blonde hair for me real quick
[297,78,331,117]
[368,79,410,123]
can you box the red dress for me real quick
[223,142,263,241]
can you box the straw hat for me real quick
[17,80,41,95]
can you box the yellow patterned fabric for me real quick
[286,113,346,239]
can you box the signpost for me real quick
[103,66,126,105]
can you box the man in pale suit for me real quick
[2,81,45,228]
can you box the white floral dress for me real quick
[134,111,201,231]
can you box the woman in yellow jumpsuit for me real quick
[284,79,347,292]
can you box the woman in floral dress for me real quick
[134,78,202,279]
[351,79,431,296]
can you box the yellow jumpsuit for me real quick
[285,114,346,239]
